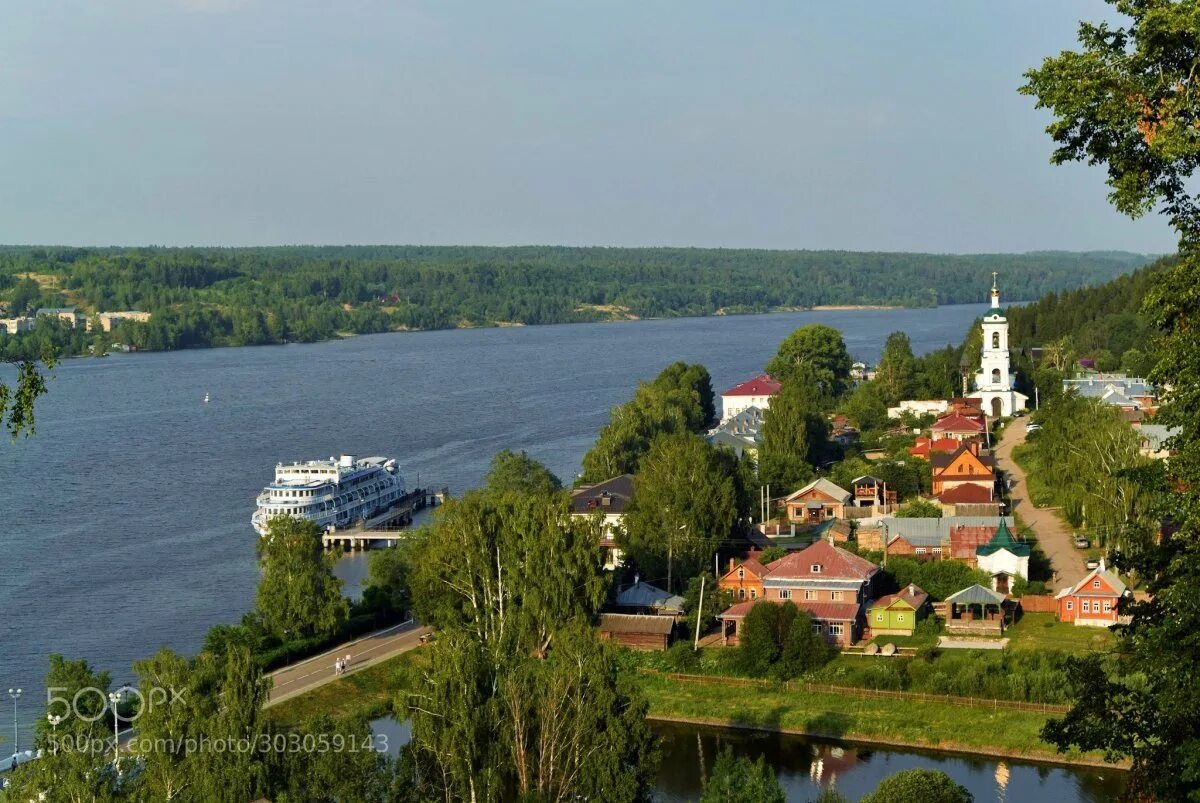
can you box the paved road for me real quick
[995,419,1088,591]
[266,621,432,708]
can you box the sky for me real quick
[0,1,1179,253]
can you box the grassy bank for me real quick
[631,671,1119,768]
[265,648,1122,770]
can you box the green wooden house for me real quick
[867,584,930,636]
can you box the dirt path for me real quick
[994,419,1087,591]
[265,620,431,707]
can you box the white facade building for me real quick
[720,375,782,422]
[972,275,1028,418]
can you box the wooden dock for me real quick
[322,487,448,551]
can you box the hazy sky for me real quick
[0,1,1177,252]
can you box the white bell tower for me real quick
[973,273,1028,418]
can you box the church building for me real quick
[972,275,1028,418]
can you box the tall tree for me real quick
[874,331,918,405]
[255,517,349,641]
[484,449,563,496]
[579,381,695,482]
[765,324,851,399]
[404,488,657,801]
[620,433,738,592]
[757,377,829,493]
[654,361,716,426]
[5,655,118,803]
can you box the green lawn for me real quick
[632,672,1112,765]
[266,650,427,729]
[258,645,1120,768]
[1006,613,1115,653]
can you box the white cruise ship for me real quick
[252,454,406,536]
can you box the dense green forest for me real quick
[0,245,1152,360]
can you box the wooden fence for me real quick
[640,669,1070,714]
[1017,595,1058,613]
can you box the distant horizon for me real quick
[0,243,1168,258]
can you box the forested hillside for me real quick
[0,245,1152,359]
[1005,256,1169,379]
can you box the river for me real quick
[4,304,1004,757]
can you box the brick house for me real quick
[1055,561,1128,627]
[719,540,880,647]
[717,557,769,604]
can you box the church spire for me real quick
[990,272,1000,308]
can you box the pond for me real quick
[369,717,1125,801]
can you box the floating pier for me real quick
[322,487,449,551]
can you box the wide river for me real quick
[1,303,1119,798]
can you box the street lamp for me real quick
[7,688,20,759]
[107,690,123,770]
[48,710,62,753]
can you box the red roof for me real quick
[795,600,861,622]
[719,601,757,619]
[720,558,768,583]
[765,540,879,581]
[722,374,782,397]
[949,525,1001,560]
[931,413,985,434]
[909,437,961,458]
[937,484,995,504]
[718,599,860,622]
[870,584,930,612]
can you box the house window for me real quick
[812,623,823,633]
[931,547,942,555]
[1082,601,1090,613]
[915,547,926,555]
[811,564,822,573]
[750,589,757,600]
[737,568,744,580]
[804,590,817,601]
[1092,580,1101,589]
[897,614,905,622]
[1066,601,1074,611]
[738,588,745,601]
[778,589,791,600]
[828,623,844,636]
[875,613,883,622]
[831,591,844,601]
[1103,601,1112,613]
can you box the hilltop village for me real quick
[576,277,1160,659]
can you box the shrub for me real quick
[862,769,972,803]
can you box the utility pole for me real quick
[693,575,706,651]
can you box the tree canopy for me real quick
[757,375,829,492]
[765,324,852,398]
[621,433,739,592]
[254,517,349,641]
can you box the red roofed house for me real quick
[720,374,782,422]
[931,413,986,441]
[1055,560,1128,627]
[908,437,962,460]
[719,539,881,647]
[717,557,769,603]
[935,483,1002,517]
[930,442,996,496]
